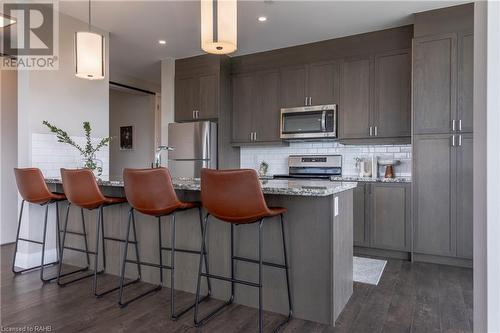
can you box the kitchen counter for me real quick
[46,177,357,197]
[330,175,412,183]
[45,176,354,326]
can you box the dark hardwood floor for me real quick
[0,244,472,332]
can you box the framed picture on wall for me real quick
[120,126,133,150]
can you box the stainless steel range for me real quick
[273,155,342,180]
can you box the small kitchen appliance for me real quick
[273,155,342,180]
[280,104,337,140]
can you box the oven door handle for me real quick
[321,111,327,132]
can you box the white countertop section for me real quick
[46,177,357,197]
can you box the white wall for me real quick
[474,1,500,332]
[109,88,155,177]
[13,11,110,265]
[0,67,18,244]
[160,58,175,166]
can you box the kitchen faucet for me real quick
[153,145,174,168]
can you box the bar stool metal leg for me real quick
[118,208,162,307]
[258,219,264,333]
[12,200,59,280]
[170,213,176,318]
[194,214,234,327]
[57,203,95,287]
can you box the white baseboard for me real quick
[14,248,58,269]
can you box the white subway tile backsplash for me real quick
[241,142,412,177]
[32,133,109,179]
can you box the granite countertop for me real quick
[46,177,357,197]
[330,175,412,183]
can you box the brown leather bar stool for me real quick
[12,168,66,282]
[58,168,132,297]
[120,168,211,320]
[194,168,293,333]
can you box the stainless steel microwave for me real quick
[280,104,337,139]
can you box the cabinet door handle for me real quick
[452,134,456,147]
[304,97,308,106]
[254,132,257,141]
[458,134,462,147]
[196,110,200,119]
[374,126,378,136]
[193,110,196,119]
[452,119,456,131]
[369,126,373,136]
[309,97,312,106]
[459,119,462,131]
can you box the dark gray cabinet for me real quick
[413,33,457,134]
[340,51,411,141]
[413,134,456,257]
[373,50,411,138]
[232,70,281,144]
[279,65,307,108]
[175,73,218,122]
[339,56,372,139]
[370,183,411,251]
[175,55,227,122]
[308,61,340,106]
[458,32,474,133]
[413,133,472,259]
[279,61,340,108]
[353,184,368,247]
[353,182,411,252]
[456,133,473,259]
[232,73,255,143]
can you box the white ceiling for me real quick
[58,0,467,85]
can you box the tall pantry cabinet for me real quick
[412,4,474,266]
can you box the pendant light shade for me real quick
[75,31,104,80]
[200,0,237,55]
[75,0,105,80]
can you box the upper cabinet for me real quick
[279,61,339,108]
[457,32,474,133]
[339,56,372,139]
[229,25,413,145]
[339,50,411,141]
[232,70,281,144]
[175,55,227,122]
[413,33,457,134]
[280,65,308,108]
[373,50,411,138]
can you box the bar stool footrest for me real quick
[194,298,233,327]
[171,293,211,321]
[200,272,261,288]
[13,261,59,275]
[125,259,172,270]
[95,278,140,298]
[119,284,162,308]
[57,267,100,287]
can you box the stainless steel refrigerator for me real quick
[167,121,217,178]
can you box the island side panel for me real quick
[332,190,354,324]
[232,194,334,325]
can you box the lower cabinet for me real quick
[353,182,411,252]
[413,133,473,260]
[370,183,411,251]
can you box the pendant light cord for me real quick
[88,0,91,31]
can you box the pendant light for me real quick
[75,0,105,80]
[200,0,237,55]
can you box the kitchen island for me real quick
[46,178,356,326]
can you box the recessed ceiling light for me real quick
[158,40,167,45]
[258,16,267,22]
[0,13,16,28]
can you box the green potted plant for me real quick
[42,120,112,177]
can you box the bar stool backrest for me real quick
[200,168,269,223]
[60,168,105,207]
[14,168,53,204]
[123,168,181,212]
